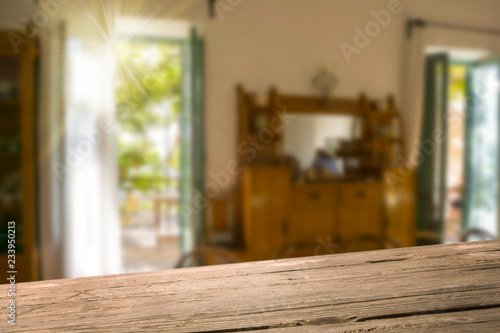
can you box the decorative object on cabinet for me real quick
[0,30,38,282]
[311,68,338,107]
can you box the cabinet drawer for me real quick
[338,183,382,208]
[288,205,336,244]
[292,184,336,208]
[337,207,384,241]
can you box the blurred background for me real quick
[0,0,499,282]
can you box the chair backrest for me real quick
[273,240,342,260]
[344,234,400,252]
[175,247,241,268]
[460,228,496,242]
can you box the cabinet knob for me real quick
[356,190,366,199]
[282,222,288,234]
[309,192,320,200]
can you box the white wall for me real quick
[198,0,500,190]
[0,0,37,31]
[3,0,500,192]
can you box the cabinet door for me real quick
[337,182,384,250]
[288,184,336,245]
[242,167,290,261]
[0,34,37,282]
[385,168,416,247]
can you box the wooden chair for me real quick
[344,234,400,252]
[152,193,179,248]
[460,228,496,242]
[175,247,241,268]
[273,240,342,260]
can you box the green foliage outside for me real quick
[115,40,182,195]
[449,64,467,100]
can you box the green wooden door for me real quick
[416,54,449,244]
[179,27,205,253]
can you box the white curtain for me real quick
[402,26,428,163]
[63,36,121,278]
[38,1,123,279]
[38,23,66,280]
[61,1,122,278]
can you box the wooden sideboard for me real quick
[288,183,338,245]
[224,86,416,262]
[241,166,395,261]
[241,167,291,261]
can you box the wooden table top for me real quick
[2,240,499,332]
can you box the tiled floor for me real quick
[121,221,180,273]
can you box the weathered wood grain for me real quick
[1,240,499,332]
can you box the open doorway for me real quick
[443,62,467,243]
[115,38,183,272]
[463,59,500,240]
[420,49,499,244]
